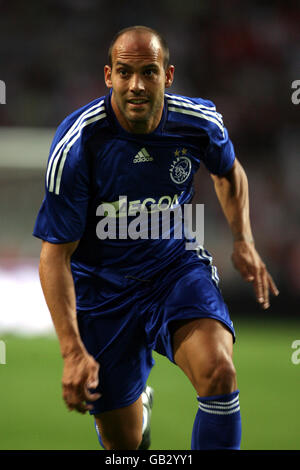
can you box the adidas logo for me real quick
[133,147,154,163]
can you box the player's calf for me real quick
[104,431,142,450]
[173,318,241,449]
[94,396,143,450]
[95,419,142,450]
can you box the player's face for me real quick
[104,32,174,134]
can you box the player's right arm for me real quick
[39,240,100,414]
[33,100,106,412]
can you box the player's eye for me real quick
[118,69,129,78]
[144,69,156,77]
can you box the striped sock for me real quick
[191,390,241,450]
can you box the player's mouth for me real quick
[127,98,149,108]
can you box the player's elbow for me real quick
[212,159,248,198]
[40,240,79,265]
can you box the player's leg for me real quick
[172,317,241,450]
[94,385,154,450]
[148,251,242,449]
[172,318,236,396]
[94,396,143,450]
[77,296,155,451]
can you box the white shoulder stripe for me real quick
[53,113,106,195]
[46,100,104,188]
[48,105,106,192]
[168,105,224,134]
[165,93,216,110]
[167,99,223,125]
[165,93,194,104]
[48,110,106,195]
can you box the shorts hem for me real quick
[88,383,146,416]
[164,312,236,364]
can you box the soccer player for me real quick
[33,25,279,450]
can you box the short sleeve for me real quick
[33,124,90,244]
[201,112,235,176]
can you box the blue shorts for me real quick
[77,249,235,414]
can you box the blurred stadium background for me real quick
[0,0,299,450]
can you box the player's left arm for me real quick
[211,158,279,309]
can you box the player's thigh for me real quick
[172,318,236,394]
[94,395,143,450]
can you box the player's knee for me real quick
[102,428,142,450]
[206,356,236,394]
[194,356,237,396]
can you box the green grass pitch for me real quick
[0,317,299,450]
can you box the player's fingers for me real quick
[261,269,270,310]
[64,396,86,414]
[268,272,279,297]
[240,266,255,282]
[84,387,101,402]
[67,401,90,414]
[244,273,255,282]
[63,383,86,410]
[255,268,279,310]
[84,380,101,401]
[88,363,100,389]
[84,363,101,401]
[63,387,77,406]
[253,264,271,309]
[73,381,98,403]
[64,386,94,414]
[252,269,265,307]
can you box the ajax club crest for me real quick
[169,148,192,184]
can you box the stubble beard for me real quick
[124,91,164,131]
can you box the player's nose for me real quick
[129,74,145,94]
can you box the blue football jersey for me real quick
[33,91,235,310]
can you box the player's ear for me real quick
[104,65,113,88]
[165,65,175,89]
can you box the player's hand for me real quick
[62,350,101,414]
[231,240,279,310]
